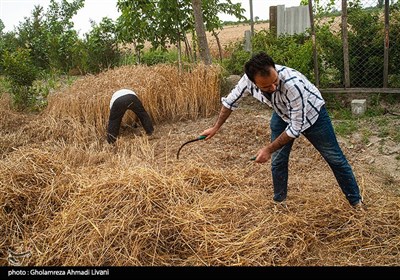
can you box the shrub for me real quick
[222,29,316,83]
[141,49,179,66]
[82,18,121,74]
[221,42,251,75]
[2,48,39,110]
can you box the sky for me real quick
[0,0,301,35]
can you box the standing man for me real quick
[200,51,363,208]
[107,89,154,144]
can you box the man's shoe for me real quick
[272,199,288,212]
[273,199,286,205]
[352,200,367,211]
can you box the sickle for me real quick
[176,135,206,159]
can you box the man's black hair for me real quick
[244,51,276,83]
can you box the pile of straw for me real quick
[44,64,221,137]
[0,65,399,266]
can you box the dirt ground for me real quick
[340,124,400,183]
[124,96,400,196]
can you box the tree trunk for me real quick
[212,31,223,62]
[191,0,212,65]
[183,34,193,63]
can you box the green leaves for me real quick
[84,17,121,73]
[2,49,37,87]
[116,0,246,61]
[2,48,39,110]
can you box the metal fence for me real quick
[308,0,399,93]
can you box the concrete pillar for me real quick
[277,5,285,36]
[299,5,311,33]
[286,7,295,35]
[244,30,252,52]
[351,99,367,116]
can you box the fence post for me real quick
[384,0,389,87]
[269,6,277,37]
[244,30,252,53]
[342,0,350,88]
[308,0,319,87]
[249,0,254,37]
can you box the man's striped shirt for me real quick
[221,65,325,138]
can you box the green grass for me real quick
[329,107,358,137]
[360,128,372,144]
[394,128,400,143]
[330,107,354,120]
[0,75,11,94]
[333,119,358,137]
[328,97,399,145]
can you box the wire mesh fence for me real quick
[312,0,399,89]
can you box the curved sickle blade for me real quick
[176,135,206,159]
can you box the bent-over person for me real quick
[107,89,154,144]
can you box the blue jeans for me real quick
[270,105,361,206]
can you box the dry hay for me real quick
[43,64,221,138]
[0,66,399,266]
[0,94,34,157]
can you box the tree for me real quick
[0,19,4,35]
[2,48,39,110]
[44,0,85,72]
[116,0,157,63]
[84,17,121,73]
[14,0,85,73]
[202,0,246,62]
[16,5,49,70]
[116,0,246,65]
[192,0,212,65]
